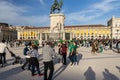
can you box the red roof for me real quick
[65,24,106,28]
[24,24,107,29]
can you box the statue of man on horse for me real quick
[50,0,63,14]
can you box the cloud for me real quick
[92,0,118,12]
[39,0,45,6]
[0,0,49,26]
[66,0,120,25]
[0,0,120,26]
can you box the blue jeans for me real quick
[69,54,77,63]
[30,57,40,74]
[31,65,40,74]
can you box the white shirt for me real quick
[0,42,7,53]
[42,45,55,62]
[27,49,40,58]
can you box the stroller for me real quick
[9,51,23,65]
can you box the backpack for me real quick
[23,47,29,55]
[118,42,120,49]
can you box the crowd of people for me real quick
[0,38,120,80]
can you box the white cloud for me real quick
[0,0,120,26]
[0,0,49,26]
[66,0,120,25]
[92,0,118,12]
[39,0,45,6]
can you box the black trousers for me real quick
[0,53,6,66]
[118,49,120,53]
[3,53,6,63]
[44,61,54,80]
[22,58,31,69]
[0,53,3,65]
[62,53,67,65]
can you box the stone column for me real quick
[39,33,42,45]
[63,32,65,40]
[45,33,47,41]
[70,32,72,40]
[17,32,20,40]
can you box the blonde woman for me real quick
[27,44,43,76]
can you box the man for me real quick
[0,40,10,67]
[21,43,31,70]
[42,41,56,80]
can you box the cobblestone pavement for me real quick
[0,46,120,80]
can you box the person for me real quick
[91,40,98,55]
[70,41,78,66]
[60,42,68,65]
[98,41,104,53]
[21,43,31,70]
[116,40,120,53]
[42,41,56,80]
[0,40,10,67]
[27,44,44,76]
[57,43,62,63]
[68,41,74,63]
[33,40,39,51]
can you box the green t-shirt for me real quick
[73,45,77,54]
[69,44,74,53]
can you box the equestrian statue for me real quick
[50,0,63,14]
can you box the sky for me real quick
[0,0,120,27]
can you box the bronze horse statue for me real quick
[50,0,63,14]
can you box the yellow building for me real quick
[65,25,111,39]
[17,27,49,40]
[17,24,111,41]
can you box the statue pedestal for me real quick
[50,13,65,33]
[49,13,65,40]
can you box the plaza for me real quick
[0,46,120,80]
[0,0,120,80]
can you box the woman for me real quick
[60,42,68,65]
[70,41,78,66]
[27,44,43,76]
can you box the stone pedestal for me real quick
[50,13,65,33]
[49,13,65,40]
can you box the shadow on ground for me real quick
[84,66,96,80]
[116,66,120,72]
[52,53,83,80]
[0,66,23,79]
[52,60,70,80]
[77,53,83,65]
[103,68,119,80]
